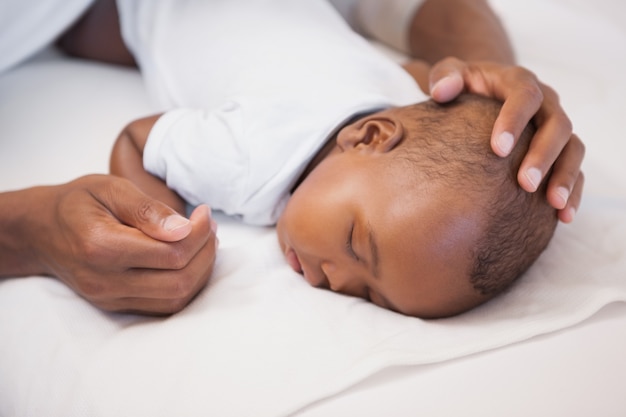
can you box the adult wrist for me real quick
[0,186,57,278]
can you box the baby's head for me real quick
[277,94,557,318]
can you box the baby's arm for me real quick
[110,115,187,214]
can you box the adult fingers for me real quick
[515,85,574,192]
[87,237,217,314]
[557,171,584,224]
[489,68,544,158]
[93,175,193,242]
[74,206,218,313]
[544,134,586,209]
[429,59,546,161]
[91,204,216,271]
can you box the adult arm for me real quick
[408,0,514,64]
[56,0,136,67]
[0,175,217,314]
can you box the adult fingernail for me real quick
[163,214,190,231]
[556,186,570,209]
[525,167,542,191]
[496,132,514,156]
[562,206,576,223]
[567,206,576,221]
[430,76,450,94]
[430,74,461,102]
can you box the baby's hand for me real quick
[427,57,585,223]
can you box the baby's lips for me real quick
[285,248,303,274]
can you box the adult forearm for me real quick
[408,0,515,65]
[0,187,52,277]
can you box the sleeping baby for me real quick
[106,0,557,318]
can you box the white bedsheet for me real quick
[1,1,625,416]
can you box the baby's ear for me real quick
[337,114,404,153]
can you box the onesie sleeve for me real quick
[143,104,248,217]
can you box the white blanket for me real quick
[1,1,625,416]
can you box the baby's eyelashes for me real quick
[346,224,360,261]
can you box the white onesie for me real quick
[117,0,427,225]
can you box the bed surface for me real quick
[1,1,625,416]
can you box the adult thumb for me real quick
[429,58,465,103]
[100,176,192,242]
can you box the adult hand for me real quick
[20,174,218,314]
[427,57,585,223]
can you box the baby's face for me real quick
[276,142,487,318]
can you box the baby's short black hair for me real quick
[395,94,557,298]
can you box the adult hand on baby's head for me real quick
[29,175,218,315]
[427,57,585,223]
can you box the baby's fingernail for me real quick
[210,219,218,233]
[496,132,514,156]
[556,186,570,209]
[525,167,542,191]
[164,214,190,231]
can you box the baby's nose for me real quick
[321,262,362,298]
